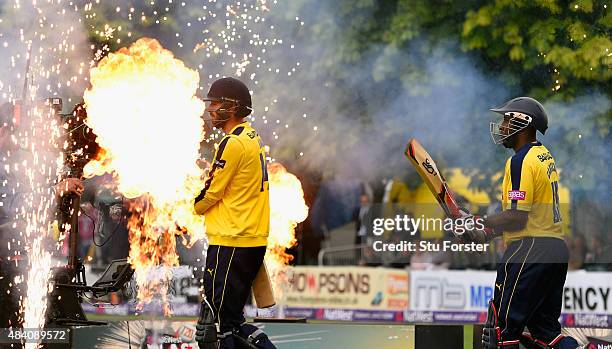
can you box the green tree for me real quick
[462,0,610,100]
[310,0,611,196]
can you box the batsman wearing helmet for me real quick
[193,77,276,349]
[458,97,581,349]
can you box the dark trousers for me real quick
[204,245,266,334]
[493,237,569,345]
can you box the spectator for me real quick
[354,193,372,265]
[431,238,451,269]
[568,232,587,270]
[354,194,371,246]
[585,233,612,271]
[409,247,434,270]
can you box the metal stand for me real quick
[46,194,107,327]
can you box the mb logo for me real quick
[412,277,466,310]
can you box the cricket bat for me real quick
[252,262,275,308]
[405,138,462,219]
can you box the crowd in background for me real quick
[349,193,611,272]
[55,175,611,274]
[352,229,611,272]
[567,232,611,271]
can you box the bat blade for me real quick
[252,262,275,308]
[405,138,462,219]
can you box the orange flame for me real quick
[266,163,308,299]
[82,38,206,314]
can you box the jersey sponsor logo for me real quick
[422,158,437,176]
[537,152,553,162]
[508,190,526,200]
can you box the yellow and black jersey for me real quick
[194,121,270,247]
[501,141,563,243]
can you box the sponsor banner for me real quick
[563,271,611,314]
[321,308,402,322]
[410,270,495,312]
[587,338,612,347]
[404,310,484,324]
[81,305,611,328]
[73,320,200,348]
[82,303,129,316]
[353,309,402,322]
[284,307,403,322]
[85,264,411,311]
[286,266,409,311]
[402,311,612,328]
[81,304,611,328]
[283,307,317,319]
[80,265,610,327]
[83,304,404,323]
[410,270,612,316]
[561,313,612,328]
[403,311,434,323]
[432,311,484,324]
[83,302,200,317]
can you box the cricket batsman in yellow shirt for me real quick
[194,77,276,349]
[458,97,581,349]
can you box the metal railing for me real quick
[317,243,368,266]
[317,241,500,268]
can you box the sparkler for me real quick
[19,103,64,349]
[0,2,93,344]
[80,0,310,145]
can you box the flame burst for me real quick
[82,38,206,314]
[266,163,308,299]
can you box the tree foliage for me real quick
[462,0,610,99]
[285,0,611,197]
